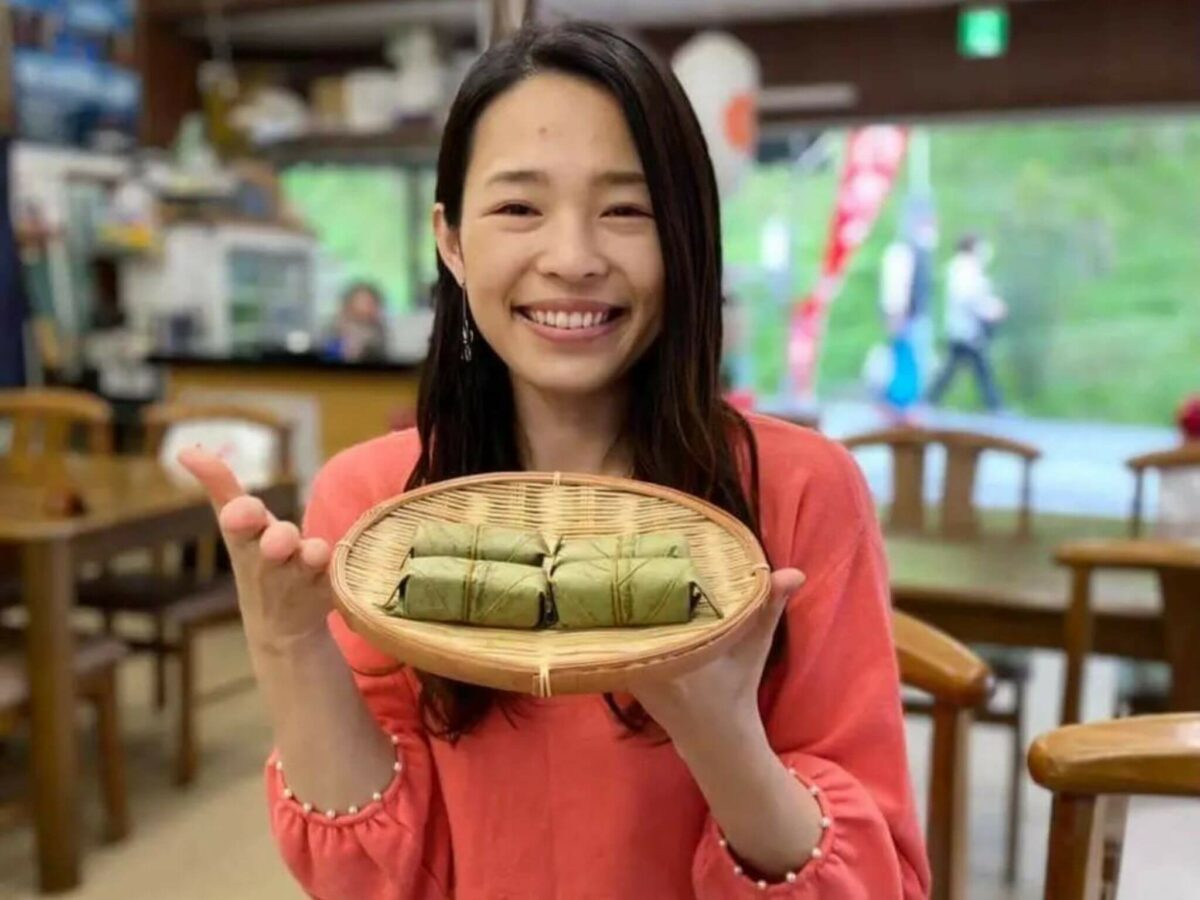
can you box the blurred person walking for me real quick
[927,234,1006,412]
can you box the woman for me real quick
[182,23,928,899]
[324,281,389,363]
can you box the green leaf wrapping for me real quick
[409,522,550,566]
[383,557,549,628]
[550,558,703,628]
[554,532,690,565]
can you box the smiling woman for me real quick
[434,71,663,394]
[177,20,930,900]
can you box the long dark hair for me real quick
[407,21,762,739]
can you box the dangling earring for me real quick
[460,283,474,362]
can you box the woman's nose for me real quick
[536,214,609,282]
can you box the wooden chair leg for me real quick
[154,612,169,711]
[1044,793,1112,900]
[175,623,197,786]
[1005,679,1026,885]
[89,668,129,843]
[927,702,971,900]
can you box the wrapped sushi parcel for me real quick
[409,522,551,566]
[554,532,689,565]
[383,557,550,628]
[379,525,715,630]
[549,556,715,629]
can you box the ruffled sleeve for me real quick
[264,436,452,899]
[693,437,931,899]
[266,665,451,900]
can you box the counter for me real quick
[151,351,423,487]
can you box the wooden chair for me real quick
[1027,713,1200,899]
[0,389,130,850]
[1054,539,1200,727]
[76,401,293,785]
[0,387,113,457]
[1119,444,1200,715]
[0,388,115,603]
[842,426,1040,540]
[894,610,994,900]
[1126,443,1200,538]
[0,629,130,844]
[846,425,1041,883]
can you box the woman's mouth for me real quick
[514,304,626,341]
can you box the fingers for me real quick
[759,568,805,632]
[178,448,247,511]
[297,537,332,574]
[218,495,273,547]
[259,520,303,565]
[769,568,805,605]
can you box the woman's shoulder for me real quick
[743,412,862,493]
[742,412,875,562]
[304,428,422,544]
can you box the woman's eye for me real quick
[604,205,652,218]
[495,203,538,217]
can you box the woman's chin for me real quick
[509,365,629,402]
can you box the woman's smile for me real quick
[514,300,628,343]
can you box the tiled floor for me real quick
[0,624,1187,899]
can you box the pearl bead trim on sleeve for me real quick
[718,767,833,890]
[274,735,404,821]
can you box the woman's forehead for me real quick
[468,73,644,183]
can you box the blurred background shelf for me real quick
[254,125,441,166]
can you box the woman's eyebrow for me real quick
[483,169,647,188]
[595,170,647,187]
[485,169,548,187]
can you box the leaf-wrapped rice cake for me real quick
[554,532,689,565]
[383,557,549,628]
[410,522,550,566]
[550,557,707,629]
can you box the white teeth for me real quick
[526,308,616,329]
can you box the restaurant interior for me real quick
[1,0,1198,897]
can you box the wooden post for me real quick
[1060,565,1094,725]
[487,0,535,47]
[24,537,82,892]
[0,0,14,134]
[927,703,971,900]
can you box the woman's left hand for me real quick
[628,568,805,742]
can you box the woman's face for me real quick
[434,72,664,399]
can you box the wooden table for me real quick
[0,454,297,894]
[886,514,1173,721]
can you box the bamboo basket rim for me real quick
[330,471,777,695]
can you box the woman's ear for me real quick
[433,203,466,286]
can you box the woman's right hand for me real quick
[179,448,333,653]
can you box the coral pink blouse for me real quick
[267,414,930,899]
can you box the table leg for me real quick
[1061,565,1094,725]
[23,538,81,893]
[1160,569,1200,712]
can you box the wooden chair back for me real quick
[844,426,1040,539]
[1054,539,1200,726]
[139,401,294,578]
[894,610,994,900]
[1027,713,1200,900]
[1126,443,1200,537]
[141,401,293,477]
[0,388,113,458]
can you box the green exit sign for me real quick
[959,6,1010,59]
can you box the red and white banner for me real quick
[788,126,908,399]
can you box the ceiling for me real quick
[190,0,1039,53]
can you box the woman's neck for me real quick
[512,379,631,477]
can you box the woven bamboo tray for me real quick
[330,472,775,697]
